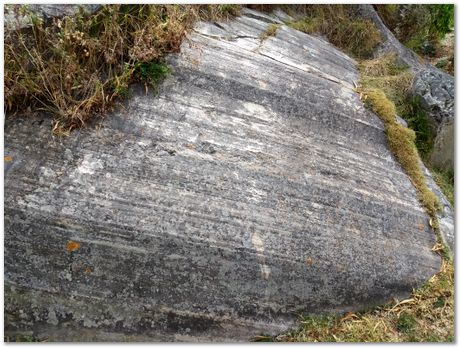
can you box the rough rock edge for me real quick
[4,4,101,31]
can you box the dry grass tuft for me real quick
[359,53,406,77]
[259,23,280,41]
[287,5,382,58]
[4,4,241,134]
[275,260,453,342]
[359,55,414,116]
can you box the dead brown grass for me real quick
[359,54,414,115]
[274,259,453,342]
[4,4,241,134]
[259,23,280,41]
[287,5,382,58]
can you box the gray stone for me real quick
[4,4,101,31]
[412,67,454,173]
[396,115,408,128]
[412,67,454,125]
[411,67,454,172]
[240,7,283,24]
[430,119,454,172]
[4,10,441,342]
[271,8,294,23]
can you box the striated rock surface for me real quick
[4,8,441,342]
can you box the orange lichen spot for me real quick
[305,257,313,266]
[4,156,13,162]
[67,240,81,252]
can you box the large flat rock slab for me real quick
[4,10,441,341]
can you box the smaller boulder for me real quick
[411,67,454,172]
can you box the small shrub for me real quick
[401,96,435,160]
[216,4,241,18]
[374,4,399,30]
[134,61,170,86]
[334,20,382,58]
[428,4,454,39]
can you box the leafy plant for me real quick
[428,4,454,39]
[134,61,170,86]
[376,4,454,57]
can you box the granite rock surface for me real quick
[4,8,441,342]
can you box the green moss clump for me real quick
[363,87,440,218]
[364,89,396,123]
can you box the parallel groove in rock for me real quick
[5,10,440,342]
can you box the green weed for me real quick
[396,312,416,333]
[134,61,170,86]
[376,4,454,58]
